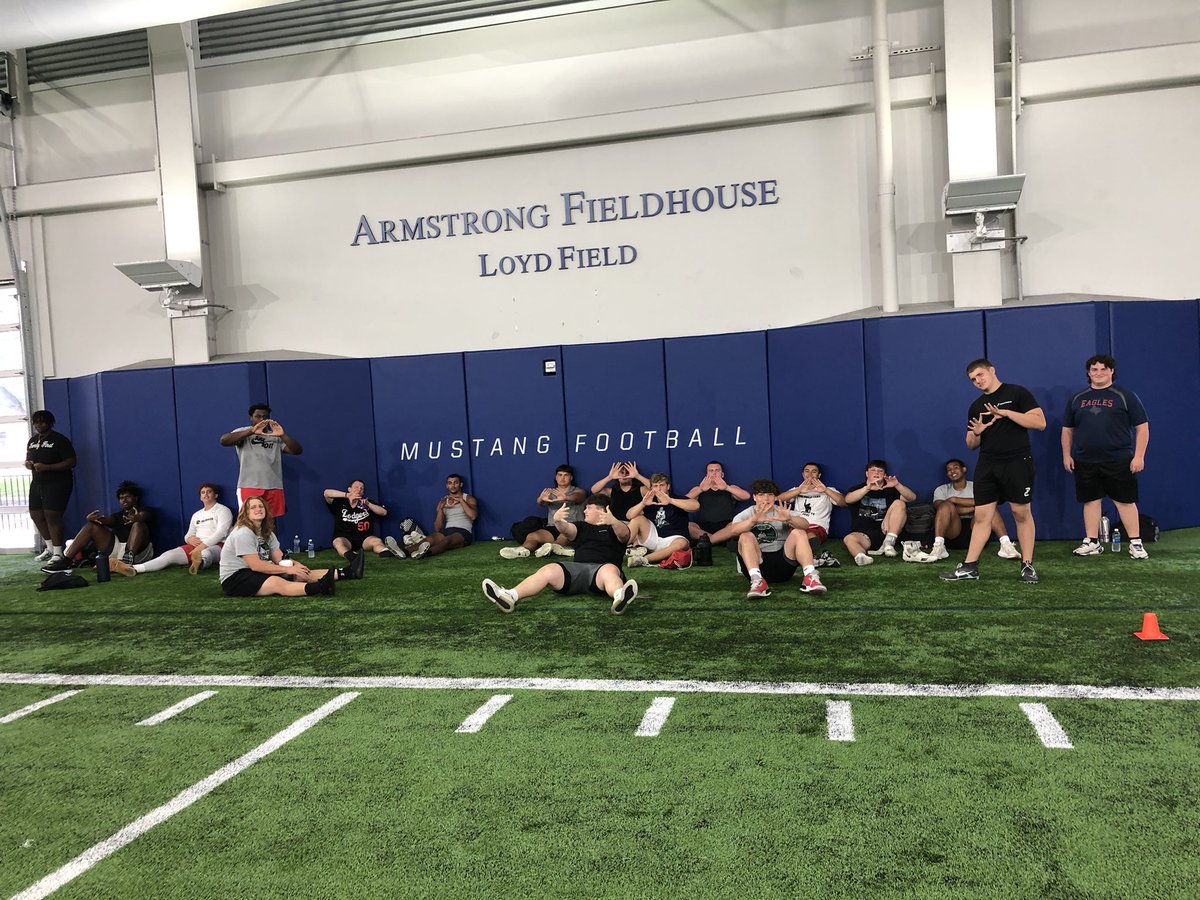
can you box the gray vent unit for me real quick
[25,31,149,85]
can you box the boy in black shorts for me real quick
[941,358,1046,583]
[483,494,638,615]
[26,409,76,565]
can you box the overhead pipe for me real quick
[872,0,900,314]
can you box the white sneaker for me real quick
[499,546,530,559]
[534,542,555,558]
[901,541,924,562]
[550,544,575,557]
[1129,543,1149,560]
[611,580,638,615]
[928,544,949,561]
[1071,539,1104,557]
[854,553,873,567]
[627,555,648,568]
[996,540,1021,560]
[626,546,648,560]
[34,546,54,562]
[882,542,898,558]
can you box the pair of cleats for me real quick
[814,551,841,568]
[482,578,639,615]
[939,561,1039,583]
[658,548,692,570]
[745,571,826,599]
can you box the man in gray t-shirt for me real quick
[219,402,303,518]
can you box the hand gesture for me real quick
[122,507,138,524]
[596,505,617,527]
[625,461,640,478]
[553,502,571,525]
[983,403,1006,421]
[537,488,554,504]
[86,509,103,524]
[608,461,623,480]
[712,475,728,491]
[884,475,899,489]
[444,495,459,508]
[968,413,995,436]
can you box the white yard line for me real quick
[11,692,359,900]
[2,672,1197,702]
[635,696,675,736]
[826,699,855,742]
[1019,702,1074,749]
[136,691,219,727]
[0,690,81,724]
[455,694,513,733]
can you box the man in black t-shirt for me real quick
[842,460,915,566]
[941,358,1046,584]
[42,480,154,573]
[26,409,76,564]
[626,473,700,569]
[483,494,639,615]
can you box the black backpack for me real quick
[1138,514,1159,542]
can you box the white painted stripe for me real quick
[826,699,855,742]
[1,672,1198,703]
[1020,702,1074,749]
[12,692,358,900]
[636,696,675,737]
[136,691,218,727]
[0,690,81,724]
[455,694,513,733]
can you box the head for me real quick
[346,479,366,500]
[966,358,998,393]
[944,458,967,483]
[446,473,464,494]
[115,480,142,509]
[704,461,725,479]
[615,461,633,482]
[582,493,611,524]
[650,473,671,492]
[198,482,220,505]
[801,462,822,481]
[555,464,575,487]
[1086,353,1117,389]
[31,410,55,434]
[864,460,888,483]
[235,496,275,537]
[248,403,271,424]
[749,479,781,500]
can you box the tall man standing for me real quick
[26,409,76,565]
[941,358,1046,584]
[1061,353,1150,559]
[220,403,302,518]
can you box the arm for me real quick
[987,403,1046,431]
[433,500,446,533]
[565,486,587,504]
[1131,422,1149,473]
[685,482,705,500]
[210,506,233,545]
[1061,426,1074,472]
[459,494,478,521]
[28,455,77,474]
[323,489,347,502]
[724,483,751,501]
[219,426,250,447]
[885,477,916,503]
[668,495,701,513]
[843,484,870,504]
[364,499,387,516]
[552,503,577,541]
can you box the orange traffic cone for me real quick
[1134,612,1169,641]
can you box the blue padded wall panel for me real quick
[562,340,669,490]
[98,369,183,548]
[266,359,377,549]
[985,302,1109,539]
[1110,300,1198,529]
[371,353,470,537]
[863,311,985,502]
[174,362,267,515]
[664,332,771,496]
[66,375,105,521]
[40,378,82,528]
[465,346,566,540]
[767,320,868,536]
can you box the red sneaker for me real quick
[746,578,771,599]
[801,571,827,595]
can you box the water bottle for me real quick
[1112,528,1121,553]
[293,535,300,554]
[307,538,315,559]
[1100,516,1110,544]
[95,551,111,583]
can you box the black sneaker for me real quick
[1020,562,1039,583]
[939,562,979,581]
[305,568,336,596]
[346,549,365,580]
[41,556,74,574]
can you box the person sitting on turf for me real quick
[406,473,478,560]
[324,479,400,573]
[842,460,915,566]
[589,460,650,523]
[500,464,586,559]
[112,482,232,577]
[779,461,846,568]
[626,472,700,569]
[686,460,750,544]
[42,480,154,573]
[710,479,827,599]
[218,496,342,597]
[483,493,638,615]
[919,458,1019,563]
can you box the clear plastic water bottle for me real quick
[1112,528,1121,554]
[293,535,300,554]
[307,538,315,559]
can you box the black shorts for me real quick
[333,531,368,551]
[974,456,1035,506]
[737,548,798,584]
[1074,459,1138,504]
[444,527,474,546]
[554,560,622,596]
[696,520,731,535]
[221,569,273,597]
[29,479,72,512]
[946,518,974,551]
[851,525,885,551]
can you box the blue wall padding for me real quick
[1109,300,1198,529]
[265,359,377,550]
[370,353,472,538]
[66,375,105,520]
[174,361,267,518]
[767,320,869,537]
[663,332,771,498]
[864,311,986,502]
[40,378,82,528]
[464,346,567,539]
[97,368,183,549]
[984,302,1110,539]
[562,339,670,492]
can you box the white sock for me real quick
[933,536,945,547]
[749,568,762,581]
[883,533,898,546]
[1000,535,1013,543]
[52,545,63,555]
[803,565,815,576]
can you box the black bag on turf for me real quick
[904,503,935,539]
[510,515,545,543]
[1138,514,1159,542]
[38,572,89,591]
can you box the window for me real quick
[0,282,33,549]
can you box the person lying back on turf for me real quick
[483,493,639,615]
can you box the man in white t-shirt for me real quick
[779,461,846,568]
[921,458,1018,562]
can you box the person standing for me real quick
[941,359,1046,583]
[1061,353,1150,559]
[26,409,76,565]
[219,403,302,517]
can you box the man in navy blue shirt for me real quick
[1061,353,1150,559]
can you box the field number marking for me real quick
[1020,702,1074,749]
[137,691,219,726]
[455,694,513,733]
[636,696,676,736]
[0,691,81,725]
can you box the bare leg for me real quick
[963,503,997,564]
[425,532,466,557]
[1114,500,1140,540]
[1081,499,1103,540]
[1010,503,1035,562]
[511,563,567,600]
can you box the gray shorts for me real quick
[554,561,622,596]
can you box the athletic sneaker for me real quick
[346,549,366,579]
[550,544,575,557]
[867,547,886,557]
[800,571,827,596]
[482,578,515,613]
[659,549,692,570]
[901,541,924,562]
[384,536,407,559]
[1129,543,1149,560]
[611,580,638,615]
[627,555,649,568]
[1072,539,1104,557]
[997,540,1021,560]
[399,517,418,535]
[939,562,979,581]
[854,553,873,567]
[188,546,205,575]
[927,544,950,562]
[410,540,431,560]
[626,546,648,560]
[1020,562,1039,583]
[41,556,72,574]
[121,551,135,565]
[533,542,555,558]
[882,543,899,558]
[746,578,771,599]
[34,546,54,562]
[816,551,841,569]
[111,558,137,577]
[499,546,530,559]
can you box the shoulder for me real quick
[733,508,752,522]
